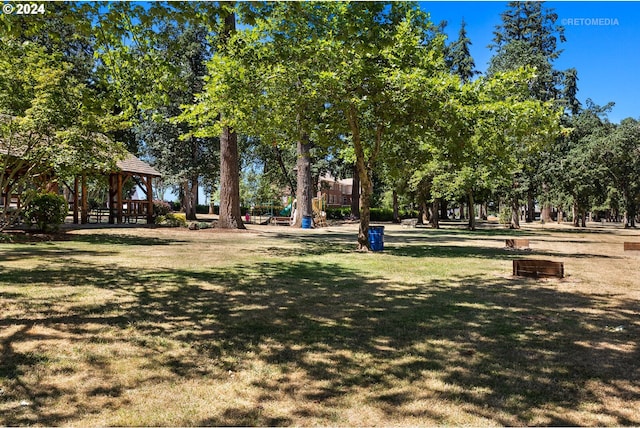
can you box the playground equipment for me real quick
[312,195,328,228]
[249,201,285,225]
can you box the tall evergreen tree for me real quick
[488,1,567,227]
[562,68,581,115]
[489,1,566,101]
[446,19,478,83]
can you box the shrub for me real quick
[154,213,187,227]
[169,213,187,227]
[24,192,68,233]
[498,206,511,226]
[325,207,352,220]
[153,200,172,217]
[370,208,394,222]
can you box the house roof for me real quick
[320,173,353,186]
[116,153,161,177]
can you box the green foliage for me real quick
[446,19,478,82]
[325,207,354,220]
[0,36,126,230]
[23,192,68,233]
[498,206,512,226]
[589,117,640,227]
[155,212,187,228]
[325,207,418,222]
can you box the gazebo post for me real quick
[81,175,88,224]
[73,176,79,224]
[117,173,123,224]
[147,175,154,224]
[108,174,115,224]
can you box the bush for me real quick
[498,206,511,226]
[153,200,172,217]
[324,207,419,221]
[155,213,187,227]
[24,192,68,233]
[157,212,187,227]
[325,207,352,220]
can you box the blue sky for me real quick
[421,1,640,123]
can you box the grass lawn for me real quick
[1,221,639,426]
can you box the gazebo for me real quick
[72,153,161,225]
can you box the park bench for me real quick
[401,218,418,228]
[623,242,640,251]
[506,239,530,249]
[270,216,292,226]
[513,259,564,278]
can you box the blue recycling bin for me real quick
[368,226,384,251]
[301,215,313,229]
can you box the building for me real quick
[319,174,354,208]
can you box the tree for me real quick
[543,100,613,227]
[216,8,245,229]
[591,118,640,228]
[317,3,458,249]
[138,23,216,220]
[446,19,479,83]
[0,38,125,230]
[488,1,567,228]
[247,3,339,227]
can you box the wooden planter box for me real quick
[624,242,640,251]
[513,259,564,278]
[506,239,530,249]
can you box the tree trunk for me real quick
[293,133,312,227]
[541,204,552,223]
[429,199,440,229]
[181,180,191,219]
[218,125,245,229]
[392,189,400,223]
[440,199,448,220]
[217,11,244,230]
[357,165,372,251]
[459,201,465,220]
[541,183,552,222]
[274,144,295,196]
[581,209,587,227]
[623,190,636,228]
[467,191,476,230]
[510,197,520,229]
[350,163,360,219]
[557,207,563,224]
[572,201,579,227]
[182,179,197,221]
[526,190,535,223]
[348,104,374,251]
[418,200,427,225]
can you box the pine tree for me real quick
[488,1,567,227]
[488,1,566,101]
[446,19,478,83]
[562,68,581,115]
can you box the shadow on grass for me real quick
[69,233,183,246]
[385,243,622,260]
[1,257,639,425]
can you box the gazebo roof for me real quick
[116,153,161,177]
